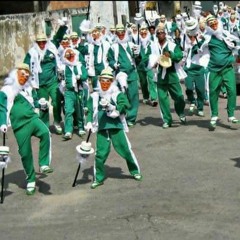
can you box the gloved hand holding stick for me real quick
[0,132,9,204]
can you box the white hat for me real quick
[193,1,202,8]
[158,55,172,68]
[134,13,144,23]
[0,146,9,155]
[79,19,91,34]
[140,22,148,31]
[185,17,198,31]
[76,141,94,155]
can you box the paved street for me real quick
[1,86,240,240]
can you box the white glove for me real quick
[99,98,110,109]
[0,124,7,133]
[107,110,120,118]
[114,63,120,70]
[38,98,49,111]
[116,72,128,92]
[133,45,140,55]
[106,103,116,112]
[85,122,93,131]
[58,17,68,26]
[197,48,203,54]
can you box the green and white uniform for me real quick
[79,39,112,91]
[109,41,140,125]
[184,38,205,111]
[202,33,238,118]
[0,72,51,184]
[137,36,158,102]
[61,53,88,134]
[24,26,67,127]
[149,40,186,125]
[86,84,141,183]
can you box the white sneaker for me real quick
[54,124,62,134]
[197,111,205,117]
[40,165,54,174]
[63,132,72,140]
[26,182,36,195]
[142,99,148,104]
[210,116,218,130]
[228,117,239,124]
[189,104,195,114]
[79,129,86,136]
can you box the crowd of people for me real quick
[1,0,240,194]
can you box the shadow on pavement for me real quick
[230,157,240,168]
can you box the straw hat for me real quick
[131,24,137,29]
[156,23,166,33]
[16,63,32,75]
[70,32,79,39]
[76,141,94,155]
[115,24,125,32]
[140,22,148,34]
[160,14,166,20]
[158,55,172,68]
[205,14,217,26]
[36,33,47,42]
[99,68,114,80]
[109,26,116,31]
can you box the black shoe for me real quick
[151,100,158,107]
[179,116,187,124]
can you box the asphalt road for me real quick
[1,86,240,240]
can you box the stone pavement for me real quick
[1,88,240,240]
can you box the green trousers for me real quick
[14,118,51,183]
[157,82,186,124]
[64,90,85,133]
[37,81,63,127]
[209,66,236,118]
[185,73,205,111]
[126,80,139,124]
[138,69,158,101]
[94,129,141,183]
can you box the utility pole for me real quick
[33,1,40,12]
[112,1,117,25]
